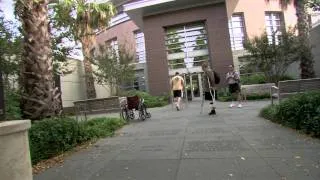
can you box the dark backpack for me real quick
[213,71,220,84]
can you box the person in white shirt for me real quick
[170,72,184,111]
[226,64,242,108]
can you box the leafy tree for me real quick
[243,29,300,83]
[52,0,115,98]
[267,0,316,78]
[308,0,320,10]
[0,11,22,88]
[92,45,135,95]
[0,8,72,120]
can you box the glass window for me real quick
[265,12,284,44]
[105,38,119,60]
[165,22,209,70]
[228,13,246,51]
[135,31,146,63]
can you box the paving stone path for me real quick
[34,100,320,180]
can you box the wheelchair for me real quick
[120,95,151,121]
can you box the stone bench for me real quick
[270,78,320,105]
[73,96,121,120]
[241,83,275,102]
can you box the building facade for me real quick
[226,0,297,72]
[96,16,148,92]
[60,59,113,108]
[97,0,299,97]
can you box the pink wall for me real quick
[227,0,297,38]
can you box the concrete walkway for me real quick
[34,100,320,180]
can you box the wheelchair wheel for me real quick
[146,112,151,118]
[128,110,135,120]
[142,103,151,118]
[120,107,130,122]
[139,103,151,121]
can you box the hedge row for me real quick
[260,91,320,137]
[218,93,270,102]
[240,74,294,85]
[29,117,125,165]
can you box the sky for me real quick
[0,0,83,60]
[0,0,16,22]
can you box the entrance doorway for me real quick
[184,73,202,100]
[170,73,203,101]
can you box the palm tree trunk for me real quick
[80,11,97,99]
[295,0,315,78]
[81,34,97,99]
[17,0,61,120]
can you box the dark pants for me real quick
[229,83,240,94]
[173,90,182,98]
[204,90,218,101]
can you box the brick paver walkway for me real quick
[35,100,320,180]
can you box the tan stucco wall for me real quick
[226,0,297,39]
[60,59,112,107]
[226,0,298,74]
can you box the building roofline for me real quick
[123,0,175,11]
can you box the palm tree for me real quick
[53,0,115,98]
[268,0,316,78]
[15,0,61,120]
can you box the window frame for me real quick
[164,21,210,70]
[134,30,146,63]
[264,11,286,44]
[228,12,247,51]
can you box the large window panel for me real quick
[165,22,209,70]
[265,12,284,44]
[135,31,146,63]
[228,13,246,51]
[105,38,119,60]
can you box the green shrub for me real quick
[303,113,320,137]
[246,93,270,100]
[241,74,267,85]
[260,105,278,121]
[29,117,125,165]
[277,91,320,130]
[260,91,320,137]
[79,117,126,140]
[276,75,295,81]
[240,74,294,85]
[120,90,169,108]
[29,117,80,164]
[217,92,270,102]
